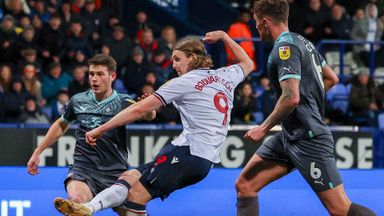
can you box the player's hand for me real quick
[27,152,40,175]
[202,30,227,44]
[137,93,151,102]
[244,126,267,143]
[85,128,103,146]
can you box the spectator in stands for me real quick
[287,0,306,35]
[4,0,29,21]
[0,15,18,67]
[158,25,177,59]
[349,67,384,126]
[100,0,123,21]
[303,0,331,43]
[68,66,89,97]
[68,50,88,72]
[41,62,72,105]
[30,0,51,23]
[100,44,110,55]
[145,71,158,88]
[46,0,61,14]
[322,0,335,17]
[324,4,353,40]
[353,8,365,22]
[39,13,65,65]
[18,14,32,30]
[139,28,159,62]
[231,82,259,124]
[65,20,93,60]
[104,25,132,74]
[71,0,86,14]
[18,96,50,124]
[226,9,256,70]
[151,48,172,86]
[226,0,251,8]
[351,3,383,67]
[51,89,70,120]
[22,64,44,105]
[130,11,159,43]
[140,83,155,95]
[17,48,42,77]
[259,76,277,119]
[81,0,106,51]
[16,25,40,57]
[31,14,43,33]
[0,65,13,93]
[60,2,81,30]
[2,77,30,122]
[102,15,119,40]
[122,46,152,97]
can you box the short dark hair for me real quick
[88,54,117,72]
[253,0,289,24]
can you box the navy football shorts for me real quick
[137,144,213,200]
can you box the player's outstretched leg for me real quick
[84,179,130,213]
[54,197,92,216]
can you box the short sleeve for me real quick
[154,77,186,106]
[223,64,245,87]
[61,97,76,123]
[316,51,327,68]
[274,44,302,82]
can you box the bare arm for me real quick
[202,30,254,76]
[261,79,300,130]
[27,118,70,175]
[245,78,300,142]
[86,95,163,145]
[137,93,157,121]
[322,65,339,92]
[143,110,157,121]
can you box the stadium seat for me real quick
[326,83,349,115]
[325,51,358,78]
[252,111,264,124]
[378,113,384,129]
[374,67,384,86]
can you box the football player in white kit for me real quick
[54,30,254,216]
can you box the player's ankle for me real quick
[83,203,95,213]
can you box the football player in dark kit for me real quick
[236,1,376,216]
[27,54,155,215]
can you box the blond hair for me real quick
[173,37,213,70]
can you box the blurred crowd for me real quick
[228,0,384,127]
[0,0,384,127]
[0,0,181,124]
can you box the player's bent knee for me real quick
[235,178,258,197]
[118,169,141,185]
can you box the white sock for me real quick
[84,184,129,213]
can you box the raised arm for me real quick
[245,78,300,142]
[202,30,254,77]
[86,95,163,145]
[27,118,70,175]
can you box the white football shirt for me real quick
[153,64,245,163]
